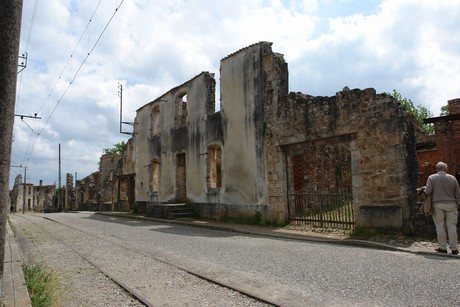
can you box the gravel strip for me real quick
[12,215,273,307]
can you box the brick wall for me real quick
[417,98,460,186]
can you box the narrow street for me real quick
[10,212,460,306]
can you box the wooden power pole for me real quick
[0,0,24,281]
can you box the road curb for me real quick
[96,211,460,258]
[1,218,31,307]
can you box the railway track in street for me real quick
[11,214,277,306]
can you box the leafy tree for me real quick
[388,90,434,134]
[103,141,126,155]
[440,105,449,116]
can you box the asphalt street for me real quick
[13,212,460,306]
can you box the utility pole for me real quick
[58,143,61,211]
[119,82,135,135]
[22,166,27,214]
[0,0,24,281]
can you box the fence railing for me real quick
[288,188,354,229]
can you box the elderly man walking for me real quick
[425,162,460,254]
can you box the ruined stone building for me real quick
[75,154,125,211]
[114,139,136,211]
[33,180,56,212]
[76,171,101,211]
[10,175,55,213]
[115,41,420,231]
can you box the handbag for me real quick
[419,194,432,215]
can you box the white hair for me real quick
[436,162,448,171]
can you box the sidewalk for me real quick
[1,219,31,307]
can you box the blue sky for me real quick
[11,0,460,188]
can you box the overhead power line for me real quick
[20,0,125,168]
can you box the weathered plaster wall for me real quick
[220,43,267,205]
[129,41,419,230]
[122,139,136,175]
[134,72,216,204]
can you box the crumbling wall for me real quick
[33,183,55,213]
[265,86,418,229]
[134,72,216,206]
[129,41,419,230]
[76,172,100,210]
[99,154,122,207]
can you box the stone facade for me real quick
[114,139,135,211]
[75,154,123,211]
[10,175,55,212]
[270,89,419,228]
[99,154,122,207]
[76,171,100,211]
[124,42,419,230]
[33,180,56,212]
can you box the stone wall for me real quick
[124,41,420,230]
[265,87,419,229]
[33,181,55,212]
[99,154,122,206]
[76,171,100,210]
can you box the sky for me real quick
[11,0,460,188]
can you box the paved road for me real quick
[13,212,460,306]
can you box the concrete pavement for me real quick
[1,218,31,307]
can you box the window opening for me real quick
[151,160,159,192]
[151,104,160,137]
[208,145,222,189]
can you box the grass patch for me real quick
[23,263,61,307]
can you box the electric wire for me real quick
[20,0,124,175]
[19,0,103,167]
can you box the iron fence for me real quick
[288,188,354,229]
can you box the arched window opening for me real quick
[176,93,188,127]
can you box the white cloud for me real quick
[11,0,460,187]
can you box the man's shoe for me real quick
[451,250,459,255]
[435,248,448,254]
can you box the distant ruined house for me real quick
[33,180,56,212]
[112,41,422,231]
[76,154,124,211]
[10,175,55,213]
[76,171,101,211]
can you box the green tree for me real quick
[103,141,126,155]
[388,90,434,134]
[440,105,449,116]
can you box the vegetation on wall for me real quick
[103,141,126,155]
[388,90,434,134]
[440,105,449,116]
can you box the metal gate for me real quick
[288,188,354,229]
